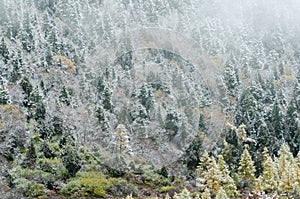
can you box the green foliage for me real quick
[23,139,37,168]
[238,147,256,191]
[14,178,46,198]
[215,187,229,199]
[235,88,261,134]
[20,77,33,97]
[223,59,239,97]
[10,51,22,82]
[34,102,46,120]
[59,86,71,106]
[0,37,9,64]
[260,148,277,194]
[36,158,68,180]
[103,87,112,111]
[165,110,179,135]
[109,178,138,197]
[52,116,64,137]
[96,106,106,123]
[60,172,115,197]
[142,169,171,188]
[198,113,208,133]
[285,99,300,156]
[178,188,191,199]
[138,84,154,111]
[197,151,211,177]
[217,155,237,197]
[201,188,211,199]
[203,157,223,196]
[9,166,55,190]
[0,84,9,104]
[158,186,177,193]
[276,143,296,194]
[185,134,203,170]
[118,51,134,70]
[223,132,243,173]
[97,76,105,93]
[60,144,81,177]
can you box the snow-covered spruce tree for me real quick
[164,193,171,199]
[260,147,278,194]
[0,84,9,104]
[138,83,154,112]
[223,58,240,98]
[270,100,284,143]
[60,143,81,177]
[103,87,113,112]
[235,88,261,136]
[255,177,263,194]
[222,137,242,173]
[217,155,237,197]
[285,99,300,156]
[238,147,256,191]
[116,124,133,155]
[196,151,211,190]
[201,188,211,199]
[276,143,296,195]
[22,138,37,169]
[295,152,300,194]
[59,86,71,106]
[203,157,223,196]
[0,37,9,64]
[178,188,191,199]
[215,187,229,199]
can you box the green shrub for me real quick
[142,170,170,188]
[9,166,56,189]
[36,158,68,179]
[60,172,114,197]
[158,186,177,193]
[109,178,138,197]
[14,178,46,198]
[60,144,81,176]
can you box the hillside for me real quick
[0,0,300,198]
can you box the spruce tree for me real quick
[257,122,274,155]
[217,155,237,197]
[203,157,223,196]
[197,151,211,175]
[295,152,300,194]
[59,86,71,106]
[0,37,9,64]
[223,59,239,98]
[20,77,33,97]
[255,176,263,194]
[271,100,284,141]
[238,147,256,191]
[215,187,229,199]
[23,139,37,168]
[60,144,81,177]
[285,99,300,156]
[0,84,9,104]
[260,148,278,194]
[196,151,211,190]
[164,193,171,199]
[201,188,211,199]
[276,143,296,194]
[178,188,191,199]
[235,88,260,134]
[103,87,112,112]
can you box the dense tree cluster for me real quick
[195,143,300,198]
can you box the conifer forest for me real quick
[0,0,300,198]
